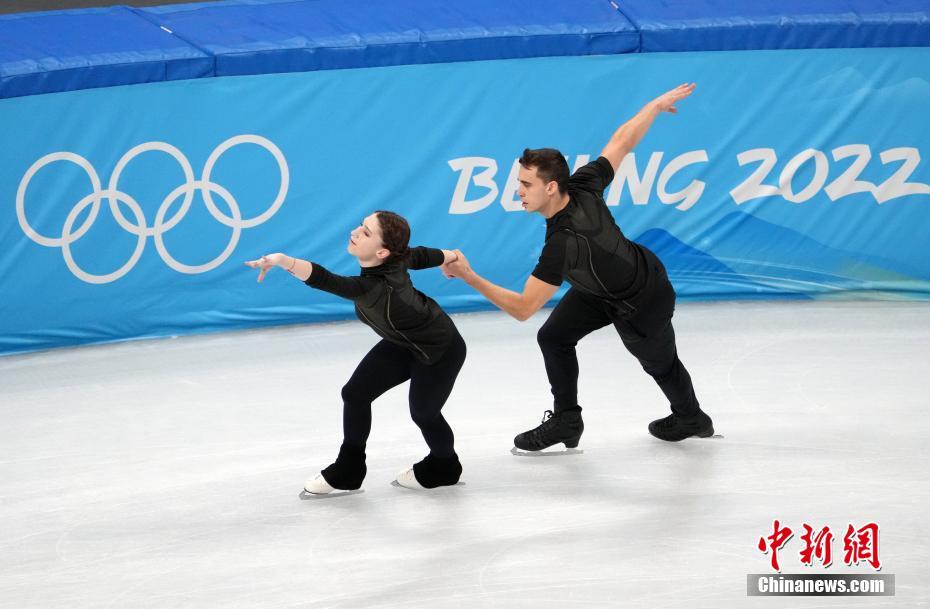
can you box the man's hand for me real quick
[442,249,473,280]
[440,249,559,320]
[651,82,696,114]
[600,82,697,172]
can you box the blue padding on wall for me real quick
[0,6,213,99]
[137,0,638,76]
[2,0,929,98]
[615,0,930,52]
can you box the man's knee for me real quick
[537,322,568,351]
[642,354,679,382]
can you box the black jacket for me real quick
[532,157,658,315]
[305,247,458,363]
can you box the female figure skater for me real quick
[246,211,465,494]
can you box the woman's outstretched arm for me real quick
[245,253,312,282]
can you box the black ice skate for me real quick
[512,409,584,454]
[648,410,715,442]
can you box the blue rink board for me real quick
[2,0,929,98]
[2,48,929,354]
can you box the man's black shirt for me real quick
[531,156,648,300]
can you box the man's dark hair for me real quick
[519,148,569,195]
[374,210,410,262]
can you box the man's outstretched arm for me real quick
[443,250,558,322]
[599,83,696,172]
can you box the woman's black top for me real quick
[305,246,457,363]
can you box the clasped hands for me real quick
[441,249,472,280]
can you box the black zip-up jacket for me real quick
[304,246,457,363]
[531,156,658,314]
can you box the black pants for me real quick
[537,268,700,417]
[340,332,466,458]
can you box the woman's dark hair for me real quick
[374,210,410,263]
[519,147,569,195]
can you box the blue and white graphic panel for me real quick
[2,48,928,353]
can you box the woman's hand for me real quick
[244,253,284,282]
[442,249,473,281]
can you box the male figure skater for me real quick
[443,83,713,451]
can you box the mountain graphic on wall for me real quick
[632,225,805,300]
[632,211,924,299]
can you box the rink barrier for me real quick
[1,1,929,354]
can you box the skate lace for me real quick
[656,414,677,429]
[529,409,561,444]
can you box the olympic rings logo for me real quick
[16,134,288,284]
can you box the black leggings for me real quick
[340,332,466,458]
[537,271,700,417]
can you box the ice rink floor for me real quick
[2,300,928,608]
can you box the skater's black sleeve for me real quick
[406,246,446,270]
[304,263,369,300]
[568,156,614,195]
[531,233,567,287]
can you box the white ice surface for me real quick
[1,300,928,608]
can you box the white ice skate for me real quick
[304,473,335,494]
[392,467,426,490]
[299,473,363,500]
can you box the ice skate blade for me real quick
[690,430,723,440]
[299,489,364,500]
[649,427,723,441]
[649,434,723,442]
[390,480,466,489]
[511,446,584,457]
